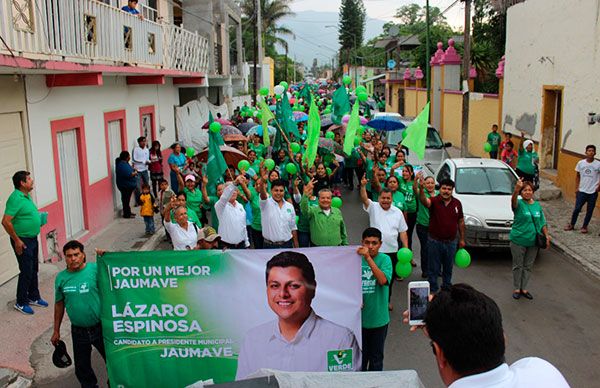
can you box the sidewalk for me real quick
[0,215,164,387]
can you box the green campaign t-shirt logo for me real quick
[327,349,353,372]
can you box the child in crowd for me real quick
[156,179,175,241]
[500,132,513,154]
[486,124,501,159]
[139,184,155,235]
[501,141,518,168]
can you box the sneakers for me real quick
[29,298,49,307]
[14,303,34,315]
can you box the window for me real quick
[148,32,155,54]
[85,14,97,44]
[455,167,516,195]
[124,25,133,50]
[436,164,451,183]
[425,128,444,149]
[12,0,34,33]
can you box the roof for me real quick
[449,158,509,168]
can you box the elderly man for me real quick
[2,171,47,315]
[300,179,347,247]
[214,175,249,249]
[259,178,299,249]
[164,200,198,251]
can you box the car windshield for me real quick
[455,167,516,195]
[386,127,444,148]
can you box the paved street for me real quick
[36,187,600,387]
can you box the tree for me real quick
[472,0,506,92]
[338,0,366,67]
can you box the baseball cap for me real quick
[198,226,220,242]
[52,340,72,368]
[185,174,196,182]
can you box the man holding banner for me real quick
[236,251,360,379]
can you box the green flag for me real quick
[299,85,312,105]
[274,92,299,150]
[206,112,227,189]
[401,102,430,159]
[304,98,321,168]
[259,99,274,147]
[331,86,350,125]
[343,102,360,156]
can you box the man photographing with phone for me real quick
[403,284,569,387]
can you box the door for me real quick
[107,120,123,211]
[57,130,85,239]
[141,113,153,143]
[541,87,563,170]
[0,113,27,285]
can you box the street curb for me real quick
[139,225,165,251]
[550,238,600,280]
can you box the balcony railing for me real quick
[0,0,209,74]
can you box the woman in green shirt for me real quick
[399,165,418,258]
[509,178,550,300]
[414,174,438,278]
[516,137,539,183]
[249,134,266,158]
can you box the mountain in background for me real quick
[279,10,387,67]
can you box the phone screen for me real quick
[409,286,429,322]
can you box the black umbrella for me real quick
[238,122,258,134]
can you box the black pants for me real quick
[11,236,40,306]
[71,323,106,388]
[219,240,246,249]
[264,239,293,249]
[416,224,429,277]
[119,187,135,217]
[405,211,417,250]
[361,324,388,371]
[344,167,360,189]
[250,227,264,249]
[516,168,535,184]
[489,150,498,159]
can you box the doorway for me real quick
[107,120,124,211]
[541,86,563,171]
[57,130,86,239]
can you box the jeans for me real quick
[250,227,264,249]
[416,224,429,277]
[170,170,180,194]
[510,242,539,290]
[490,150,498,159]
[264,239,293,249]
[405,211,417,250]
[361,324,388,371]
[344,167,359,189]
[71,323,106,388]
[135,170,150,204]
[570,191,598,228]
[427,237,457,293]
[119,187,134,217]
[11,236,40,306]
[143,216,155,233]
[298,231,311,247]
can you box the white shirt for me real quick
[449,358,569,388]
[214,184,249,246]
[575,159,600,194]
[132,145,150,172]
[164,221,198,250]
[236,311,360,380]
[260,197,297,242]
[363,201,408,253]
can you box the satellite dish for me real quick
[388,25,400,37]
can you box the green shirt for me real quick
[4,190,41,237]
[517,149,538,175]
[487,132,501,151]
[297,196,318,233]
[183,187,203,215]
[249,143,266,158]
[510,199,546,247]
[54,263,101,327]
[249,187,262,231]
[361,253,392,329]
[344,148,359,168]
[300,195,348,246]
[416,190,438,226]
[392,191,405,211]
[399,180,417,213]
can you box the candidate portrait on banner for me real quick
[235,251,361,379]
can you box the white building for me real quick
[0,0,218,283]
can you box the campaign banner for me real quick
[97,247,362,387]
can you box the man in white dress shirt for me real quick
[214,176,249,249]
[405,283,569,388]
[236,251,360,380]
[259,179,299,248]
[132,136,150,205]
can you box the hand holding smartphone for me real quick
[408,281,430,326]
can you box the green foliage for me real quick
[241,0,294,62]
[472,0,506,93]
[338,0,366,50]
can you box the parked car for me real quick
[435,158,518,248]
[385,119,451,176]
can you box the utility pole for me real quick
[425,0,431,103]
[331,57,334,81]
[252,0,258,105]
[293,55,297,83]
[460,0,472,157]
[284,45,288,82]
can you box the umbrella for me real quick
[247,125,276,137]
[201,118,232,129]
[220,125,242,136]
[342,114,369,125]
[318,137,335,153]
[195,145,247,168]
[321,117,334,130]
[238,122,258,134]
[367,117,406,131]
[293,112,309,122]
[223,134,247,143]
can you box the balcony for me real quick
[0,0,209,74]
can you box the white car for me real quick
[435,158,518,248]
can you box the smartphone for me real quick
[408,281,430,325]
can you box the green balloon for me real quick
[280,81,289,91]
[237,160,250,172]
[484,142,492,153]
[209,122,221,133]
[355,85,367,94]
[264,158,275,171]
[325,131,335,140]
[256,112,262,120]
[395,261,412,278]
[259,87,269,96]
[317,100,322,106]
[357,92,368,102]
[331,197,342,208]
[326,167,332,175]
[285,162,298,175]
[299,105,305,112]
[397,247,413,264]
[343,75,352,85]
[290,142,301,153]
[354,137,362,146]
[323,108,332,114]
[185,147,196,158]
[455,248,471,268]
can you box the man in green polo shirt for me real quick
[300,179,348,247]
[52,240,106,387]
[2,171,47,315]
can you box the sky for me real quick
[289,0,465,29]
